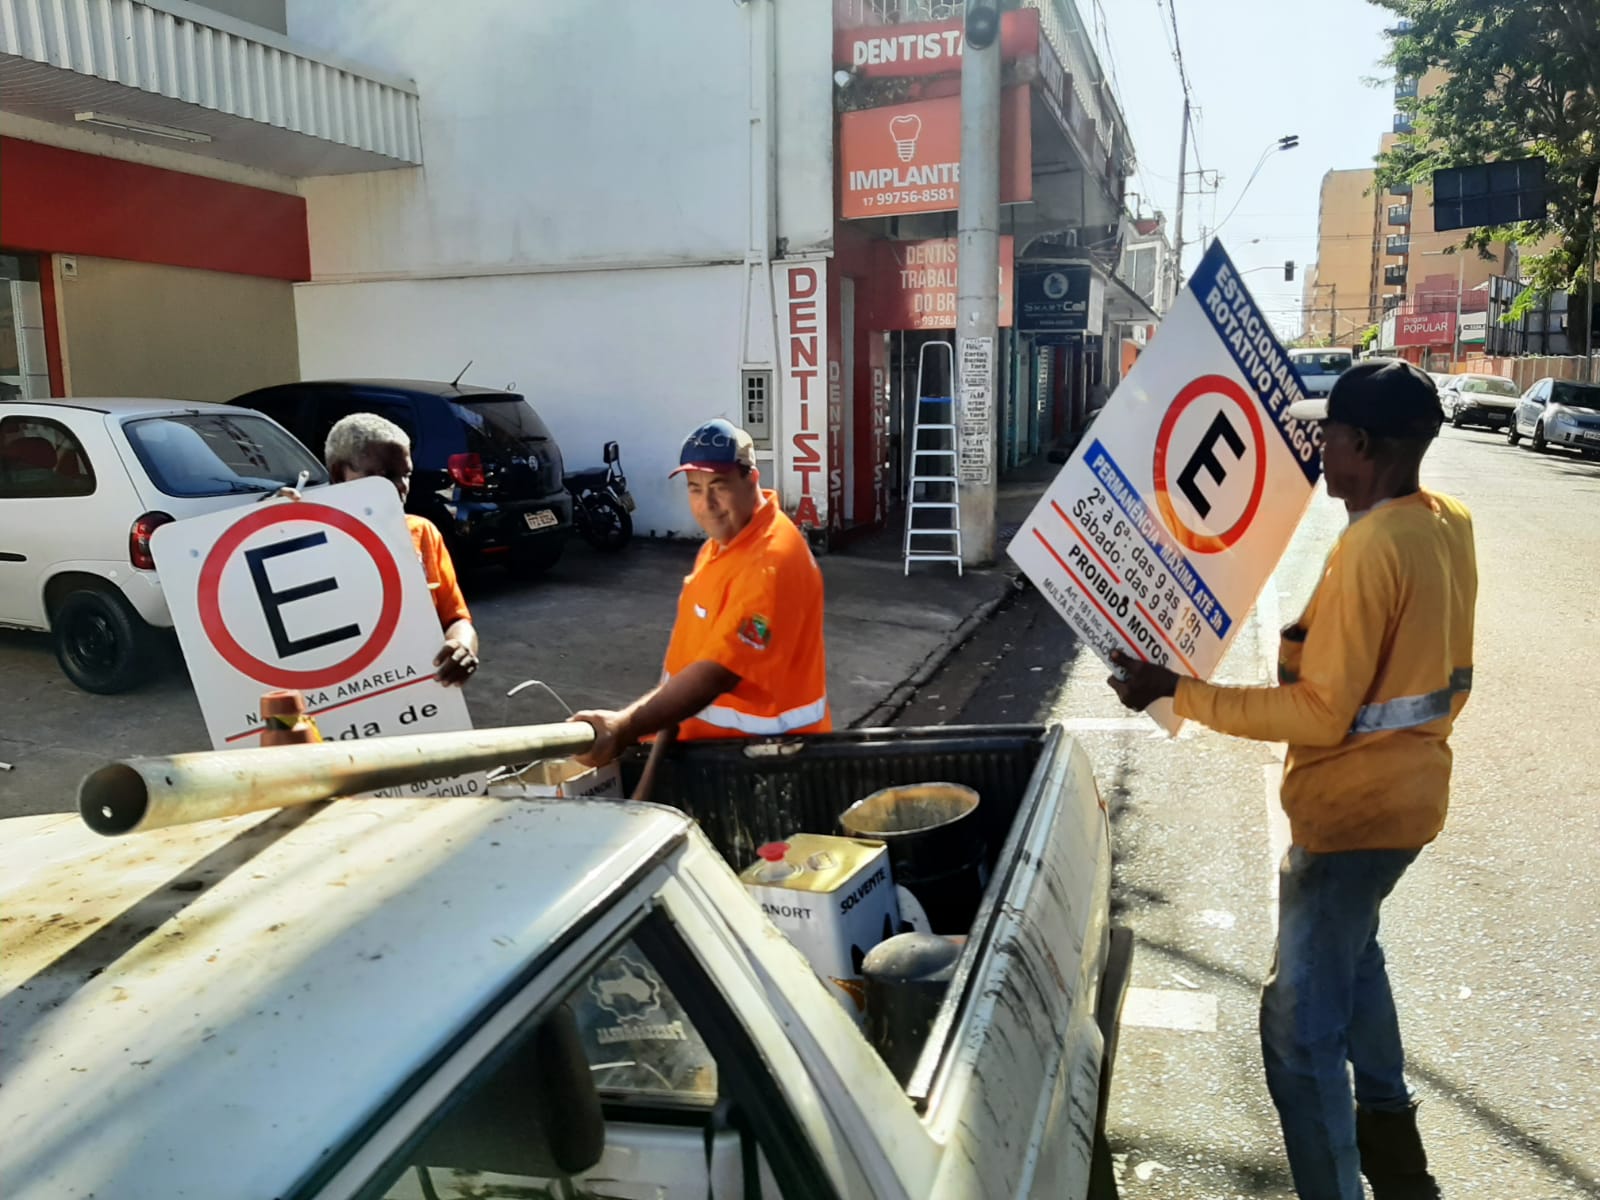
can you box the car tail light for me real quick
[129,511,176,570]
[447,452,487,489]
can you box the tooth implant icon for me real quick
[889,114,922,162]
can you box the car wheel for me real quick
[52,587,153,694]
[1532,422,1549,453]
[1506,420,1521,446]
[1450,408,1465,429]
[507,538,566,581]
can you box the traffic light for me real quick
[1284,261,1296,281]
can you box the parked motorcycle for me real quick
[565,441,634,551]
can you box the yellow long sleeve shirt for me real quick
[1174,490,1477,852]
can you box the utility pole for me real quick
[1170,97,1190,296]
[1452,251,1464,367]
[955,5,1001,566]
[1586,172,1598,382]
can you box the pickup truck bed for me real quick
[624,724,1043,880]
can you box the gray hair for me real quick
[324,412,410,470]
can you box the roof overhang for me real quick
[0,0,421,176]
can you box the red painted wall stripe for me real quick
[0,137,309,282]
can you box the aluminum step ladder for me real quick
[902,340,963,576]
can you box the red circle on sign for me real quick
[197,503,404,689]
[1152,374,1268,555]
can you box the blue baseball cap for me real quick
[669,418,756,477]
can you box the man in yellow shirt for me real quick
[1111,360,1475,1200]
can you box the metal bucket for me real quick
[840,783,987,934]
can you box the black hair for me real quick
[1366,430,1435,467]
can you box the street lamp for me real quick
[1211,134,1301,239]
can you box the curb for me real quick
[853,573,1023,729]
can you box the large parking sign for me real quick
[153,479,479,794]
[1009,242,1321,732]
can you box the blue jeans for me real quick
[1260,846,1421,1200]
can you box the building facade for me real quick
[0,0,420,403]
[1301,63,1507,358]
[2,0,1142,543]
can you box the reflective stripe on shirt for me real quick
[1350,667,1473,735]
[692,694,829,736]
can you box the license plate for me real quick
[524,509,558,530]
[622,493,637,513]
[1584,432,1600,444]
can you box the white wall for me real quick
[286,0,832,277]
[284,0,837,535]
[293,267,747,538]
[774,0,836,256]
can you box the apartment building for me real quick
[1302,63,1508,352]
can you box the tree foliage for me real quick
[1373,0,1600,347]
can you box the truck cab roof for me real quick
[0,796,688,1200]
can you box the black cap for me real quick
[1286,358,1444,438]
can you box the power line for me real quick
[1157,0,1207,179]
[1092,0,1164,220]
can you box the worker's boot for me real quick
[1356,1099,1441,1199]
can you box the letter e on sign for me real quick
[1152,374,1267,554]
[198,503,404,689]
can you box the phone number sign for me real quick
[1008,241,1322,733]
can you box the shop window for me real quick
[742,370,772,449]
[0,253,49,401]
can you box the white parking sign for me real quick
[152,478,479,794]
[1009,242,1322,732]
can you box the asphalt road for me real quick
[897,426,1600,1197]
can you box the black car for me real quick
[228,380,571,576]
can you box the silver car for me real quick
[1506,378,1600,456]
[1441,373,1521,430]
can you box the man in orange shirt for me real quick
[573,419,829,765]
[322,414,480,687]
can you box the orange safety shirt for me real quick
[407,514,471,630]
[664,491,830,741]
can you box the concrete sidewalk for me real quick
[0,483,1056,814]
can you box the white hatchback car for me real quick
[0,399,326,693]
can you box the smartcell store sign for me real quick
[839,90,1032,220]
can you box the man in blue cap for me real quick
[573,419,830,765]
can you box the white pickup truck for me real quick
[0,725,1130,1200]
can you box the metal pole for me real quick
[1171,97,1190,294]
[1454,252,1464,368]
[956,14,1001,567]
[1586,183,1597,382]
